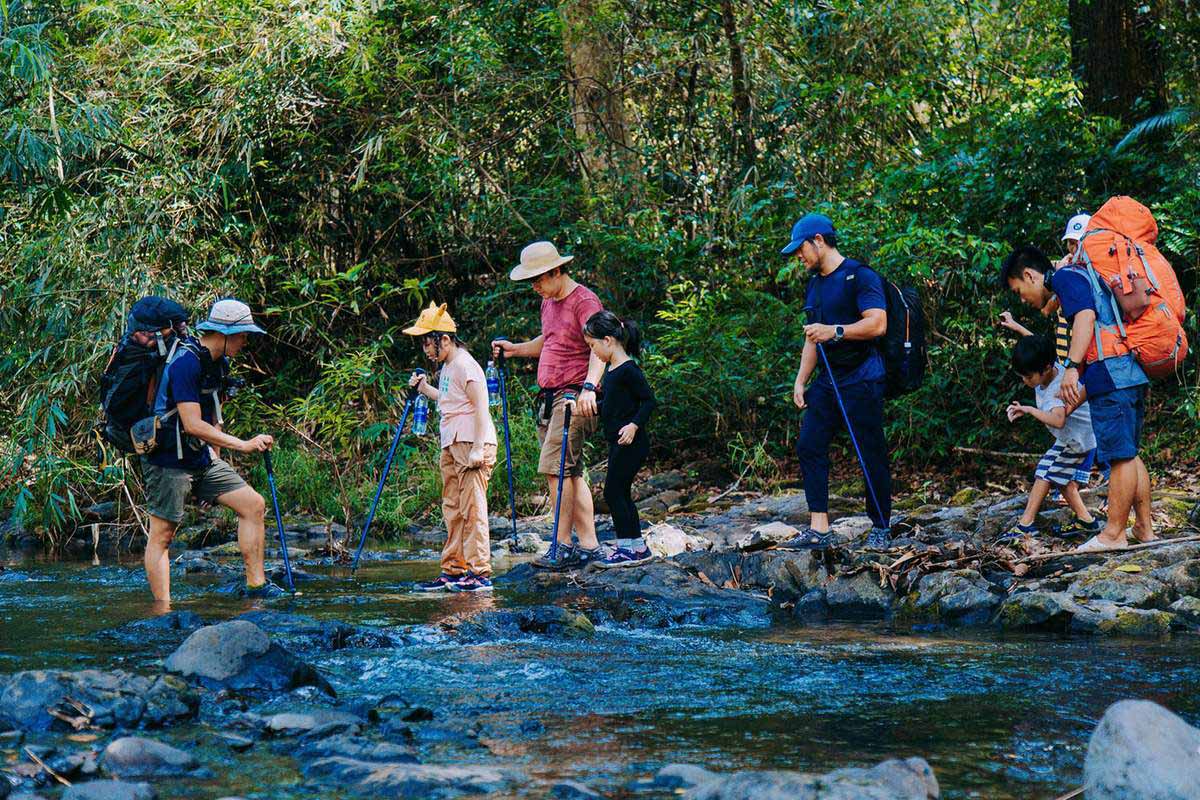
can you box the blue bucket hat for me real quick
[194,299,266,335]
[780,213,836,255]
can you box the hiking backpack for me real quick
[806,263,927,399]
[98,296,190,453]
[1075,196,1188,379]
[878,275,927,399]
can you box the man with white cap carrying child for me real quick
[140,299,279,608]
[493,241,607,570]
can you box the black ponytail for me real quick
[584,310,643,358]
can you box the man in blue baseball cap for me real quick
[141,298,280,609]
[779,213,893,551]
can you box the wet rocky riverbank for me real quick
[3,485,1200,798]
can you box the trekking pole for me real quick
[352,371,423,572]
[548,392,575,560]
[803,307,889,529]
[496,346,518,540]
[262,450,296,594]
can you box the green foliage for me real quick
[2,0,1199,536]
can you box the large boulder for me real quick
[102,736,204,778]
[684,757,939,799]
[1067,567,1173,609]
[62,782,157,800]
[825,572,894,619]
[302,757,518,798]
[164,621,333,695]
[644,523,711,558]
[902,570,1001,626]
[0,670,197,732]
[1083,699,1200,799]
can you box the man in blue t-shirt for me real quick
[779,213,892,551]
[1001,246,1155,551]
[142,299,279,608]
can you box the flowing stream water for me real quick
[2,552,1198,799]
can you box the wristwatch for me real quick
[833,325,845,343]
[1063,359,1080,370]
[582,381,596,393]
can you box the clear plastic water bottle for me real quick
[412,393,429,436]
[486,361,501,407]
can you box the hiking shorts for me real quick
[142,457,247,523]
[536,390,597,478]
[1089,386,1145,465]
[1034,442,1092,487]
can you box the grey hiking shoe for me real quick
[532,544,574,570]
[865,528,892,550]
[777,528,832,550]
[243,580,287,599]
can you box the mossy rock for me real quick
[950,487,983,506]
[1096,609,1173,637]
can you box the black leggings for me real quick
[604,433,650,538]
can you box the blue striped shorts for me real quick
[1034,442,1094,487]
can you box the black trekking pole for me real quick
[548,393,575,560]
[263,450,296,594]
[352,372,423,572]
[496,347,518,540]
[803,307,888,529]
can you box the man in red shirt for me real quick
[494,241,606,569]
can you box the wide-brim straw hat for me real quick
[403,302,458,336]
[510,241,574,281]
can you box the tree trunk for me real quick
[560,0,638,196]
[720,0,755,175]
[1068,0,1166,122]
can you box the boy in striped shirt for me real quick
[1002,335,1102,542]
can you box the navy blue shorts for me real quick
[1089,386,1145,465]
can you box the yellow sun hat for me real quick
[402,302,457,336]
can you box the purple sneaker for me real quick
[447,573,494,593]
[594,546,654,570]
[414,574,460,592]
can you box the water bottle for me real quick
[486,361,501,407]
[412,393,429,436]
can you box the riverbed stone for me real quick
[552,780,602,799]
[235,610,397,650]
[994,590,1079,631]
[0,670,198,732]
[1067,567,1173,609]
[1168,596,1200,626]
[303,757,518,797]
[295,734,417,764]
[164,621,333,695]
[62,782,157,800]
[904,570,1000,626]
[264,709,364,737]
[1084,699,1200,800]
[452,606,595,640]
[644,523,710,558]
[684,757,938,799]
[1150,559,1200,596]
[102,736,203,778]
[825,572,893,619]
[653,764,718,789]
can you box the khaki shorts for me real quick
[536,390,597,477]
[142,457,248,523]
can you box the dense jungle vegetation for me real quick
[2,0,1198,539]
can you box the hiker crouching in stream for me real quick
[493,241,605,570]
[780,213,893,552]
[142,300,279,609]
[406,303,499,593]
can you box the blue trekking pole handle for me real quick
[548,393,575,560]
[352,379,420,572]
[496,346,518,540]
[263,450,295,593]
[804,308,888,529]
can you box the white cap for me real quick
[1062,213,1091,242]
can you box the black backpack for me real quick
[98,297,190,453]
[877,276,926,399]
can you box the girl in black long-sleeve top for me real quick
[583,311,657,568]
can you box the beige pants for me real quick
[440,442,497,577]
